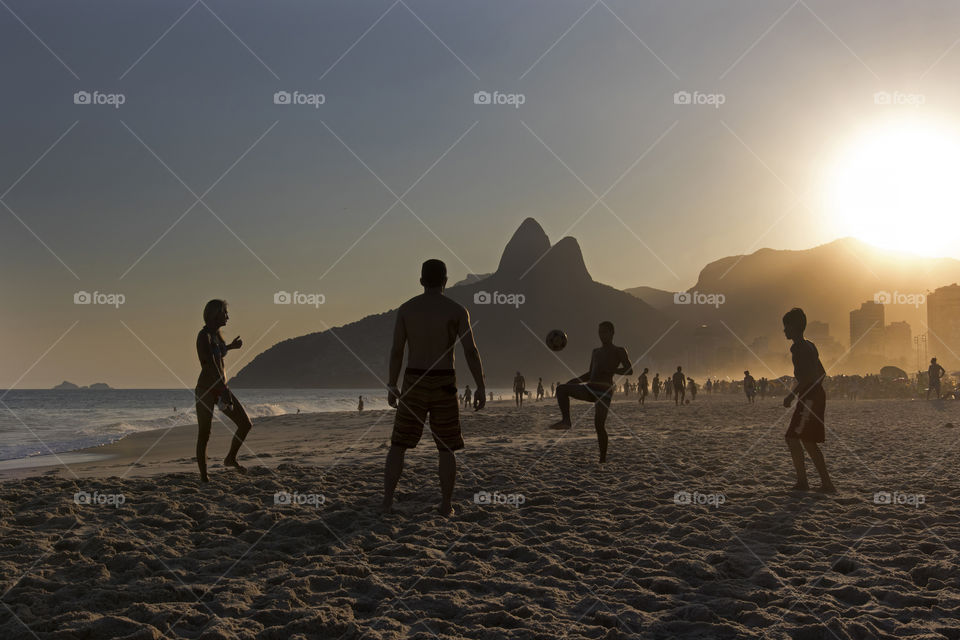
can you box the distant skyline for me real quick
[4,0,960,387]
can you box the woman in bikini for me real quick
[195,299,252,482]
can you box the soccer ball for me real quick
[545,329,567,351]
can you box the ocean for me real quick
[0,387,513,462]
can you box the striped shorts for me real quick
[392,368,463,452]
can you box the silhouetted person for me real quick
[536,378,544,401]
[664,377,672,399]
[548,321,632,463]
[652,373,661,400]
[513,371,525,407]
[463,384,472,409]
[782,307,835,493]
[489,391,493,402]
[550,382,555,397]
[705,378,713,394]
[638,368,649,405]
[383,259,485,517]
[358,395,364,412]
[672,366,685,405]
[743,370,756,404]
[927,357,946,400]
[759,377,768,399]
[195,299,251,482]
[688,378,697,400]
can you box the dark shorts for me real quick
[392,369,463,452]
[785,385,825,443]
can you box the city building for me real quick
[927,283,960,370]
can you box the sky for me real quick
[3,0,960,388]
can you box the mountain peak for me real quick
[495,218,551,276]
[537,236,592,283]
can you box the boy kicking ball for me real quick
[782,307,836,493]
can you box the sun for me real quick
[824,117,960,256]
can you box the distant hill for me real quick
[623,286,675,311]
[230,219,679,388]
[451,273,492,287]
[626,237,960,352]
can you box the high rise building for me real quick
[884,321,912,367]
[850,301,885,371]
[807,321,830,344]
[927,283,960,370]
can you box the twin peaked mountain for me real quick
[230,219,677,388]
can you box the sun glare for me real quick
[825,118,960,257]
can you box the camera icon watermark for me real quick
[73,490,126,507]
[873,91,925,107]
[673,90,725,109]
[73,90,126,109]
[873,290,924,308]
[673,291,724,308]
[274,490,325,507]
[74,291,125,308]
[673,490,726,507]
[273,90,326,108]
[473,490,525,507]
[873,490,924,508]
[873,491,927,509]
[473,90,526,109]
[473,290,525,308]
[274,291,325,307]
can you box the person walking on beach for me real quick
[513,372,526,407]
[195,299,252,482]
[782,307,835,493]
[927,357,946,400]
[358,395,364,412]
[672,366,686,405]
[743,371,756,404]
[652,373,661,400]
[383,259,486,517]
[537,378,545,401]
[548,321,632,464]
[638,367,649,405]
[463,384,472,409]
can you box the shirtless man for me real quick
[513,372,526,407]
[548,321,632,463]
[927,357,946,400]
[743,370,756,404]
[672,366,685,405]
[383,259,486,516]
[638,367,649,405]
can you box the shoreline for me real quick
[1,394,950,482]
[0,395,534,481]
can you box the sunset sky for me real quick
[3,0,960,387]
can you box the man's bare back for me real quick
[395,292,471,370]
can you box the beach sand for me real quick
[1,395,959,639]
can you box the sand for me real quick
[1,395,959,639]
